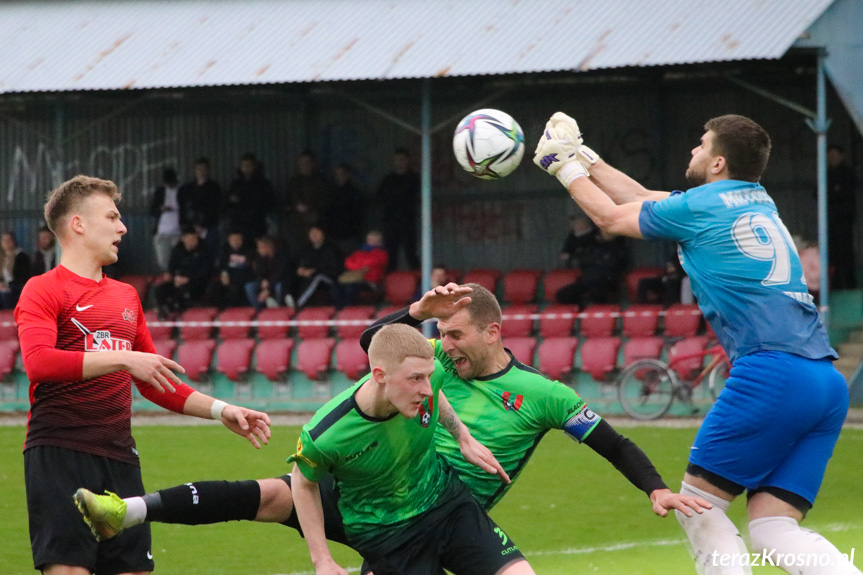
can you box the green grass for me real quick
[2,424,861,574]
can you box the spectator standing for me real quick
[154,226,213,315]
[826,145,857,289]
[30,226,58,275]
[377,148,420,270]
[336,230,389,307]
[324,163,366,252]
[149,168,183,273]
[556,229,629,306]
[559,214,597,268]
[178,157,222,258]
[294,226,343,309]
[1,231,32,309]
[285,150,331,247]
[245,236,293,311]
[225,153,276,242]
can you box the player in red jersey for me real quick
[15,175,271,575]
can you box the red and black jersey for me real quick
[15,265,194,465]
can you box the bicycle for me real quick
[616,340,731,420]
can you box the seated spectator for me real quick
[795,235,822,304]
[559,214,597,268]
[294,226,343,309]
[205,230,255,309]
[154,226,214,316]
[556,229,628,306]
[636,252,687,306]
[30,226,58,275]
[413,264,448,300]
[0,231,32,309]
[324,163,366,253]
[336,230,388,308]
[245,236,293,311]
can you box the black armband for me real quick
[582,419,668,496]
[359,306,423,352]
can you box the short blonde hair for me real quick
[368,324,433,371]
[461,283,502,330]
[44,175,121,235]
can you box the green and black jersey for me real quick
[288,359,460,549]
[431,339,602,510]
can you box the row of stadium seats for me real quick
[114,266,668,310]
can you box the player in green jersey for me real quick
[290,323,532,575]
[75,285,708,558]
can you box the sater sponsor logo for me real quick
[71,318,132,352]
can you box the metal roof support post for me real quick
[807,49,831,327]
[420,78,434,337]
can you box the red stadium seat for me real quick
[335,306,375,339]
[335,338,370,380]
[622,336,665,366]
[216,307,256,340]
[179,307,219,341]
[216,338,256,381]
[539,304,579,338]
[118,274,151,305]
[375,305,403,319]
[538,337,579,381]
[504,336,537,366]
[152,338,178,360]
[144,310,173,340]
[255,339,295,381]
[664,304,702,338]
[624,267,664,303]
[296,338,336,380]
[579,304,620,337]
[177,339,216,382]
[384,271,419,306]
[0,339,20,379]
[579,336,621,381]
[462,269,501,294]
[669,336,709,380]
[0,310,17,341]
[295,306,336,340]
[621,304,662,337]
[503,269,542,304]
[256,307,295,340]
[542,269,581,303]
[501,304,537,337]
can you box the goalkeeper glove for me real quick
[534,121,589,188]
[534,112,601,176]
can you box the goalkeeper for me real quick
[533,112,856,575]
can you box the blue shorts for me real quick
[689,351,848,505]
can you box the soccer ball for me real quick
[452,109,524,180]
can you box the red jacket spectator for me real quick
[344,231,388,285]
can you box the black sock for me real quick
[144,480,261,524]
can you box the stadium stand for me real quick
[296,338,336,380]
[152,338,178,361]
[664,303,702,337]
[256,307,295,340]
[383,271,419,306]
[216,307,256,340]
[179,307,219,341]
[255,339,294,381]
[579,336,621,381]
[216,338,256,382]
[177,339,216,382]
[621,304,662,337]
[539,304,578,338]
[0,339,19,379]
[622,336,665,366]
[335,338,370,380]
[668,336,709,379]
[144,310,173,340]
[538,336,579,381]
[0,310,17,341]
[501,304,537,337]
[624,267,665,303]
[295,306,336,339]
[504,336,536,366]
[541,269,581,303]
[335,306,375,339]
[503,269,542,304]
[461,268,501,293]
[579,304,620,337]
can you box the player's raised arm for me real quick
[291,464,348,575]
[438,391,510,484]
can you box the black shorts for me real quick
[24,446,153,574]
[279,473,350,546]
[358,485,525,575]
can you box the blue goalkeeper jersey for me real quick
[638,179,836,363]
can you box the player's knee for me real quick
[256,477,293,522]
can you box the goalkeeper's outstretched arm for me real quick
[589,160,670,204]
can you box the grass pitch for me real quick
[2,423,860,574]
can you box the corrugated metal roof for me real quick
[0,0,835,93]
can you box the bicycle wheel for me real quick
[617,359,677,420]
[707,361,730,400]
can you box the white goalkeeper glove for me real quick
[533,112,601,188]
[548,112,601,168]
